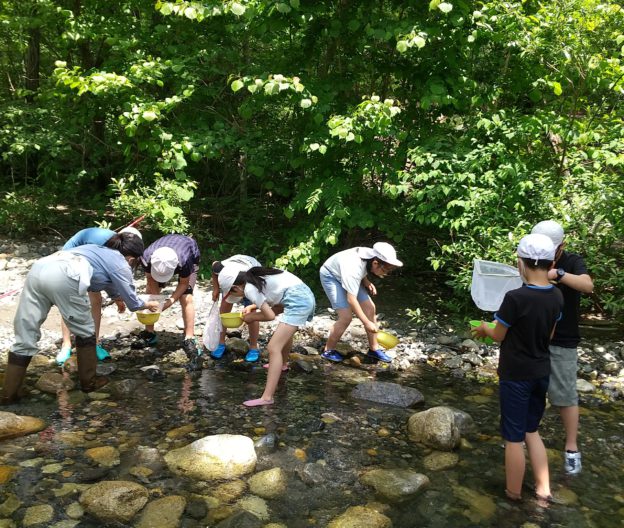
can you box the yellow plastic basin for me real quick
[136,311,161,325]
[377,331,399,350]
[220,312,244,328]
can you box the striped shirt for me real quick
[141,235,201,278]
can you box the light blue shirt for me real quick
[63,228,115,250]
[67,244,144,311]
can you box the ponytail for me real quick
[235,266,283,293]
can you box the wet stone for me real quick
[248,467,287,499]
[360,468,429,502]
[23,504,54,527]
[327,505,392,528]
[351,381,425,408]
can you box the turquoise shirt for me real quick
[63,228,115,250]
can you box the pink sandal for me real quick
[243,398,274,407]
[262,363,289,371]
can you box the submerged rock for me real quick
[360,468,429,502]
[22,504,54,527]
[214,510,263,528]
[327,505,392,528]
[136,495,186,528]
[351,381,424,408]
[79,480,149,523]
[248,467,287,499]
[35,372,74,393]
[423,451,459,471]
[165,434,256,481]
[85,446,120,468]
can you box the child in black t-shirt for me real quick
[473,233,564,502]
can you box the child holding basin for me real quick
[210,255,262,362]
[472,233,563,503]
[319,242,402,363]
[218,265,315,407]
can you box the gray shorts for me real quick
[548,345,578,407]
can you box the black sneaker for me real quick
[182,338,201,358]
[131,331,158,349]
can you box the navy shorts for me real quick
[499,376,549,442]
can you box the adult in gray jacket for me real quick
[1,242,159,404]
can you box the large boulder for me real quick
[407,406,460,451]
[359,469,429,502]
[351,382,424,408]
[327,506,392,528]
[165,434,256,481]
[0,412,46,441]
[79,480,148,523]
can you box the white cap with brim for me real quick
[217,265,241,298]
[358,242,403,267]
[517,233,556,263]
[531,220,564,246]
[150,247,178,283]
[119,226,142,239]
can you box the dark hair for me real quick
[365,257,383,273]
[520,257,553,271]
[212,261,224,274]
[105,233,144,258]
[234,266,284,293]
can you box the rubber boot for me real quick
[1,352,32,405]
[76,335,109,392]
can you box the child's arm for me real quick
[243,302,274,322]
[472,321,508,342]
[211,272,220,301]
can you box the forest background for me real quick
[1,0,623,319]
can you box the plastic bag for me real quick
[471,259,522,312]
[203,301,222,352]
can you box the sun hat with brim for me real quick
[119,226,142,239]
[531,220,564,246]
[150,247,179,283]
[517,233,556,263]
[358,242,403,267]
[217,264,241,298]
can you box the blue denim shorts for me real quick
[319,267,370,310]
[280,283,316,327]
[499,376,549,442]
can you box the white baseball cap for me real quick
[150,247,178,282]
[531,220,564,246]
[119,226,143,239]
[359,242,403,267]
[217,264,242,298]
[517,233,556,262]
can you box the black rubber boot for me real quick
[76,335,109,392]
[1,352,32,405]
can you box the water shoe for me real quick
[321,350,343,363]
[367,349,392,363]
[211,343,226,359]
[245,348,260,362]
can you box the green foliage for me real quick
[0,188,59,237]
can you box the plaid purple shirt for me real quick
[141,235,200,278]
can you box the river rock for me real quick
[236,495,269,521]
[35,372,75,393]
[0,411,46,441]
[327,505,392,528]
[79,480,149,523]
[214,510,263,528]
[248,467,287,499]
[360,469,429,502]
[453,485,496,523]
[226,338,249,355]
[136,495,186,528]
[576,379,595,393]
[423,451,459,471]
[351,381,424,408]
[108,379,142,398]
[0,494,20,516]
[22,504,54,527]
[449,408,475,436]
[65,502,84,519]
[165,434,256,481]
[407,406,460,451]
[211,479,247,503]
[85,446,120,467]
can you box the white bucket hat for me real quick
[517,233,556,263]
[217,264,242,298]
[531,220,564,246]
[359,242,403,267]
[119,226,143,239]
[150,247,179,282]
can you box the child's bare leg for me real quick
[61,320,72,350]
[525,431,551,498]
[361,299,379,350]
[260,323,297,401]
[325,308,352,349]
[505,440,526,498]
[248,321,260,349]
[281,335,293,366]
[218,299,234,344]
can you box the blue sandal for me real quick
[321,349,344,363]
[245,349,260,362]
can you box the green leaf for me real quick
[438,2,453,13]
[290,0,300,7]
[300,98,312,108]
[552,81,562,96]
[231,79,244,92]
[396,40,408,53]
[429,0,441,9]
[159,3,172,15]
[142,111,158,122]
[276,3,291,13]
[184,7,197,19]
[230,2,245,16]
[413,36,426,48]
